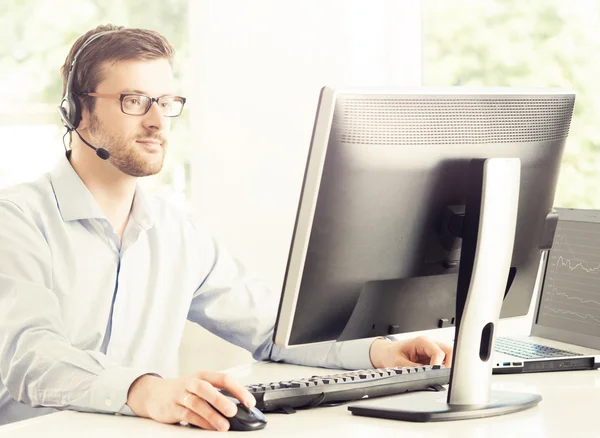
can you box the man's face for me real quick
[84,58,174,177]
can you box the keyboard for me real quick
[494,337,582,359]
[242,365,450,413]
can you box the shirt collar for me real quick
[50,152,154,229]
[129,184,154,230]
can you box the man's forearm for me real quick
[268,336,378,370]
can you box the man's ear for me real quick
[78,104,91,131]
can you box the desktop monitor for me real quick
[272,86,575,420]
[274,87,574,348]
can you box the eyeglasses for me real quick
[79,92,186,117]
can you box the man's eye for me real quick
[125,97,142,106]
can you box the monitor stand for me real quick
[348,157,542,422]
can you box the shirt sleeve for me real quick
[0,200,156,416]
[186,221,376,371]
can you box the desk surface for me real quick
[1,360,598,438]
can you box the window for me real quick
[3,2,597,210]
[423,0,599,208]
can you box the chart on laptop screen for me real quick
[537,219,600,336]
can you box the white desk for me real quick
[1,360,598,438]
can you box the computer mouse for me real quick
[215,396,267,432]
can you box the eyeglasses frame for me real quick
[78,92,186,117]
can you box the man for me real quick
[0,25,452,431]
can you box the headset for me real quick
[58,30,119,160]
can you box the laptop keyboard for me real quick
[495,337,582,359]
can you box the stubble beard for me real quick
[88,112,167,177]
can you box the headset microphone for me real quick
[58,30,118,161]
[57,104,111,160]
[72,126,111,160]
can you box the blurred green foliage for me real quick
[423,0,599,208]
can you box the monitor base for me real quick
[348,390,541,422]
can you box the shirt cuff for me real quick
[337,337,378,370]
[89,367,161,416]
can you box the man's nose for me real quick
[142,101,165,131]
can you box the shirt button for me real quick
[105,398,112,407]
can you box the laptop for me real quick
[493,208,600,374]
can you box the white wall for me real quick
[180,0,423,373]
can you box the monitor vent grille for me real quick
[335,97,574,145]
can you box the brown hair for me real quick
[60,24,175,113]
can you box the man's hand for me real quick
[369,335,453,369]
[126,370,255,432]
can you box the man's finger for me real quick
[194,370,255,408]
[177,404,214,431]
[434,340,453,367]
[429,352,445,366]
[400,357,423,367]
[180,391,230,432]
[417,338,446,366]
[185,379,237,418]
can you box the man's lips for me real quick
[136,139,162,145]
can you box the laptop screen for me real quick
[535,209,600,339]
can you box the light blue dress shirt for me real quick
[0,153,375,425]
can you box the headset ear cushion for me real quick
[70,95,82,129]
